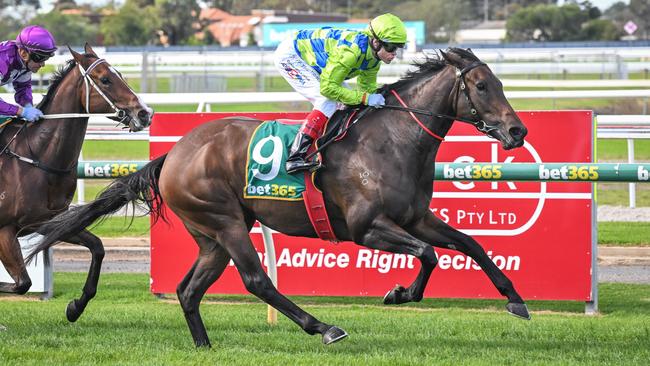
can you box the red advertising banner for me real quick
[150,111,594,301]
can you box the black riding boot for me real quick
[286,132,320,174]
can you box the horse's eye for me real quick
[476,81,486,91]
[100,77,111,85]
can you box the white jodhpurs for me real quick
[274,38,346,118]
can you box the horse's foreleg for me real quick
[357,215,438,305]
[0,225,32,294]
[409,213,530,320]
[221,223,347,345]
[61,230,105,322]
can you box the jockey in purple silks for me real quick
[0,25,57,123]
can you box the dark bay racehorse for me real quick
[28,48,528,347]
[0,44,152,317]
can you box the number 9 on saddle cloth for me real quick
[244,107,367,200]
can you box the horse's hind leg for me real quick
[220,222,347,345]
[408,213,530,320]
[0,225,32,294]
[59,230,105,322]
[176,228,232,348]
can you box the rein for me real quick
[42,112,124,120]
[304,60,501,160]
[383,61,501,138]
[388,89,444,141]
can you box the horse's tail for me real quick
[25,154,168,264]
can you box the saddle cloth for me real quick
[244,119,338,241]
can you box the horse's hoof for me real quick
[506,302,531,320]
[383,285,407,305]
[66,300,82,323]
[322,326,348,345]
[194,340,212,348]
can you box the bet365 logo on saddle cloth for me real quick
[244,120,305,200]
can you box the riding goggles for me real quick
[29,50,54,63]
[381,42,404,53]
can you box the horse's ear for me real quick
[84,43,97,57]
[439,49,451,63]
[67,45,84,64]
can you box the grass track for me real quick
[0,273,648,365]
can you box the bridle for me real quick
[36,58,129,123]
[383,60,501,139]
[0,57,130,174]
[75,58,129,123]
[453,61,501,135]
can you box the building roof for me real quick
[200,8,231,23]
[204,15,260,46]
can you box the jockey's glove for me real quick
[367,93,385,108]
[20,105,44,122]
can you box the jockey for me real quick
[274,13,407,173]
[0,25,57,123]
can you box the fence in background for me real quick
[17,46,650,92]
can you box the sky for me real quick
[39,0,630,12]
[39,1,122,12]
[573,0,629,10]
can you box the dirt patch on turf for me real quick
[0,295,42,302]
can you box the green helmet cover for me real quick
[369,13,407,44]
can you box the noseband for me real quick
[77,58,129,124]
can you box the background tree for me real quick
[394,0,469,43]
[603,2,636,38]
[581,18,621,41]
[628,0,650,39]
[155,0,201,45]
[100,0,159,45]
[30,11,99,46]
[206,0,235,13]
[0,15,22,41]
[53,0,77,11]
[506,3,604,42]
[0,0,39,8]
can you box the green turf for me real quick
[597,139,650,161]
[88,216,151,238]
[82,141,148,160]
[597,222,650,246]
[0,273,647,365]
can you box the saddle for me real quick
[0,118,22,150]
[315,106,372,154]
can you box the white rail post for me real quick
[628,138,636,208]
[261,224,278,324]
[77,151,85,204]
[141,50,148,93]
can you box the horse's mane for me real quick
[37,55,95,110]
[381,47,480,92]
